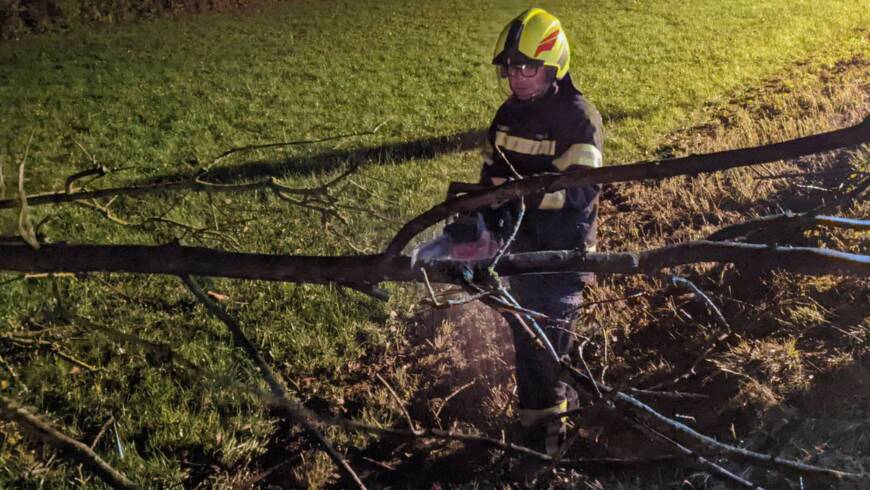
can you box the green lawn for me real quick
[0,0,868,486]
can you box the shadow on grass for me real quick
[192,128,486,183]
[149,103,655,185]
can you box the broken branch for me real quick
[180,276,368,490]
[0,240,866,287]
[385,116,870,255]
[0,395,137,489]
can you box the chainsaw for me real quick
[410,182,504,269]
[411,211,502,268]
[410,183,560,361]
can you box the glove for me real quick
[483,204,517,241]
[444,212,486,243]
[444,212,501,262]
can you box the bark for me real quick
[0,240,866,285]
[385,116,870,255]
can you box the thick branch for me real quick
[0,240,866,284]
[488,241,868,277]
[0,395,137,489]
[0,177,205,210]
[709,214,870,241]
[385,116,870,255]
[709,174,870,241]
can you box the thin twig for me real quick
[626,388,709,401]
[375,373,418,434]
[432,379,477,421]
[353,422,552,461]
[211,121,387,164]
[491,198,525,268]
[629,420,762,489]
[65,165,107,194]
[495,287,560,361]
[488,145,526,269]
[569,291,648,315]
[475,285,571,325]
[48,345,100,372]
[90,415,115,450]
[812,215,870,231]
[360,456,396,472]
[752,169,865,181]
[557,359,857,479]
[0,275,25,288]
[419,268,492,308]
[346,178,394,206]
[0,171,355,211]
[614,392,857,479]
[549,324,589,342]
[493,144,524,181]
[709,175,870,241]
[642,276,734,390]
[1,335,100,372]
[578,340,602,398]
[340,282,390,302]
[0,396,137,489]
[669,275,731,330]
[420,268,439,305]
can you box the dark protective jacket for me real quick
[479,73,603,284]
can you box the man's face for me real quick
[504,64,551,100]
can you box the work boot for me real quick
[518,399,568,456]
[518,385,579,456]
[504,408,566,486]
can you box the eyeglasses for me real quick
[498,64,542,79]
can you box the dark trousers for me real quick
[503,273,585,411]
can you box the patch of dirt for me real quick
[344,297,518,488]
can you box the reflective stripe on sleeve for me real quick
[518,399,568,428]
[538,190,566,210]
[552,143,602,171]
[494,131,556,156]
[481,140,495,165]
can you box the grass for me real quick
[0,0,868,487]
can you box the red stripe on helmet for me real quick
[540,30,559,43]
[535,30,559,57]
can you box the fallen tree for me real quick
[0,239,867,285]
[1,116,868,488]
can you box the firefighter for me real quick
[481,8,603,456]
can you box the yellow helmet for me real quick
[492,8,570,80]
